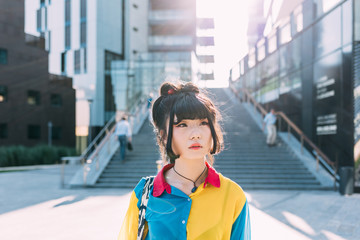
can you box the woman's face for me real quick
[171,117,212,161]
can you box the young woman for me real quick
[118,82,251,240]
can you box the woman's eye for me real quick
[176,123,187,127]
[201,121,209,126]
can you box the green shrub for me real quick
[0,145,77,167]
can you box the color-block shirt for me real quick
[118,162,251,240]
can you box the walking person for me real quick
[114,116,132,161]
[118,82,251,240]
[263,108,277,147]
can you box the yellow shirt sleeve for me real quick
[118,191,139,240]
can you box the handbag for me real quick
[137,176,154,240]
[127,142,133,151]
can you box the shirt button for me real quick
[188,198,191,202]
[182,220,185,224]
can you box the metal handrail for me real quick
[229,84,339,187]
[61,95,150,187]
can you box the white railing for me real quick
[61,97,151,187]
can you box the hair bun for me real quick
[180,82,199,94]
[160,82,178,96]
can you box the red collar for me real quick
[152,161,220,197]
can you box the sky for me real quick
[197,0,250,87]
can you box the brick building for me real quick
[0,0,75,147]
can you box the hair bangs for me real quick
[172,94,213,124]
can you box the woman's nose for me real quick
[190,127,201,139]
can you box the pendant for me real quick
[191,186,197,193]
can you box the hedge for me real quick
[0,145,77,167]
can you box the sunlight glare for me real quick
[282,211,316,236]
[197,0,249,86]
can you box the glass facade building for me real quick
[230,0,356,171]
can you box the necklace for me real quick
[173,166,207,193]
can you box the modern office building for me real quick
[26,0,202,142]
[109,0,198,113]
[25,0,125,142]
[196,17,215,82]
[230,0,357,173]
[0,0,75,147]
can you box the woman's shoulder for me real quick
[133,176,156,199]
[218,173,246,198]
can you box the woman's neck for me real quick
[173,157,207,182]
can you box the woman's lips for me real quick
[189,144,202,149]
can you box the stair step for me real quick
[93,88,328,190]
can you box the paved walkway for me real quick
[1,165,359,240]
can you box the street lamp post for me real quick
[87,99,93,145]
[48,121,52,146]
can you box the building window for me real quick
[65,0,71,49]
[40,0,45,6]
[83,48,87,73]
[50,94,62,106]
[28,125,41,139]
[74,49,80,74]
[268,33,277,53]
[80,22,86,46]
[80,0,87,47]
[36,9,41,31]
[0,85,8,102]
[65,25,71,49]
[280,23,292,45]
[27,90,41,105]
[81,0,87,18]
[0,123,8,139]
[61,51,67,74]
[0,48,8,64]
[52,126,62,140]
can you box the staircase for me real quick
[95,120,159,188]
[96,88,330,190]
[209,88,328,190]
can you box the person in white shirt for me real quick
[262,109,277,147]
[114,116,132,160]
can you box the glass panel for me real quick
[257,39,266,61]
[288,35,302,71]
[0,48,7,64]
[342,0,352,46]
[27,90,41,105]
[74,50,80,74]
[280,23,291,44]
[52,126,62,140]
[315,0,342,18]
[80,22,86,46]
[83,48,87,73]
[313,50,342,135]
[356,0,360,40]
[61,51,67,73]
[51,94,62,106]
[65,25,70,49]
[81,0,87,18]
[231,63,240,81]
[314,7,341,59]
[294,5,303,33]
[0,85,7,102]
[268,33,277,53]
[248,48,256,68]
[65,0,71,22]
[28,125,41,139]
[0,123,7,138]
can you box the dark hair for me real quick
[152,81,223,164]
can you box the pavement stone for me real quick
[1,165,360,240]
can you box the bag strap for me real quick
[137,176,155,240]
